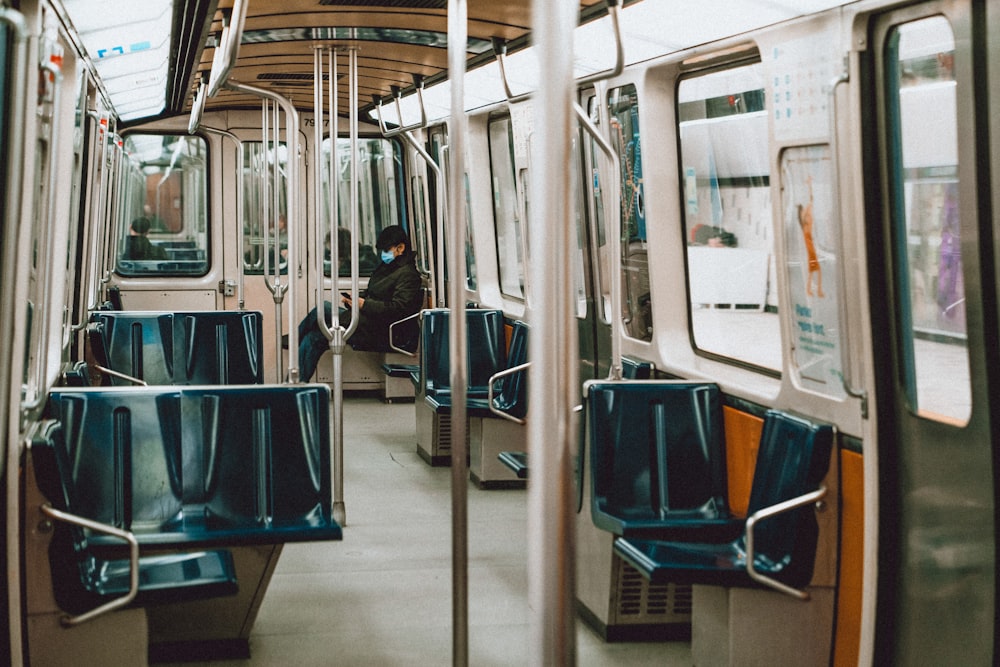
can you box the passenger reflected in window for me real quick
[689,223,738,247]
[123,217,167,261]
[937,182,962,321]
[328,227,379,276]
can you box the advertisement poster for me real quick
[782,146,845,399]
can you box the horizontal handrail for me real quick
[744,485,828,600]
[40,504,140,626]
[94,365,148,386]
[487,361,531,424]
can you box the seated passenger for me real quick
[123,217,168,261]
[295,225,423,381]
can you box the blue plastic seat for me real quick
[419,308,507,401]
[31,419,238,618]
[498,352,652,480]
[87,311,264,385]
[613,410,833,597]
[490,320,529,421]
[175,311,263,384]
[89,312,175,385]
[38,385,342,547]
[588,380,733,539]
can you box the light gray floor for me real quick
[163,395,690,666]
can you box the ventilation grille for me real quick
[434,412,471,458]
[319,0,446,7]
[615,558,693,621]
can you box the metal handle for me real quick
[388,312,420,357]
[487,361,530,424]
[828,69,868,417]
[94,365,147,386]
[373,75,428,137]
[206,0,249,98]
[744,485,828,600]
[493,0,623,104]
[40,504,140,627]
[188,81,207,134]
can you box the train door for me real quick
[868,2,996,663]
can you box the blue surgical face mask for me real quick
[380,249,396,265]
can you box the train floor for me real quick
[162,393,690,666]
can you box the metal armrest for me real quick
[744,485,828,600]
[40,504,140,626]
[94,365,147,386]
[388,312,420,356]
[487,361,530,424]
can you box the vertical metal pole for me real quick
[331,47,348,525]
[236,140,246,309]
[1,10,28,663]
[447,1,469,665]
[529,0,578,665]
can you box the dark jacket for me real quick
[124,236,168,261]
[342,250,423,352]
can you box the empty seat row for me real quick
[31,384,341,620]
[87,310,264,385]
[424,318,529,420]
[413,308,508,466]
[585,379,833,598]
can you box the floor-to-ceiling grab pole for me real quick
[447,1,469,664]
[258,98,287,381]
[528,1,579,665]
[313,46,353,526]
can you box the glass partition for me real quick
[117,133,209,276]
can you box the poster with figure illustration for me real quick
[782,146,846,399]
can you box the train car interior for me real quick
[2,0,998,665]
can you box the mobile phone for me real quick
[340,292,351,299]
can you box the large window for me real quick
[117,134,209,276]
[488,116,524,300]
[886,16,969,424]
[678,63,779,370]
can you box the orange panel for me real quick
[834,449,864,667]
[722,406,763,518]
